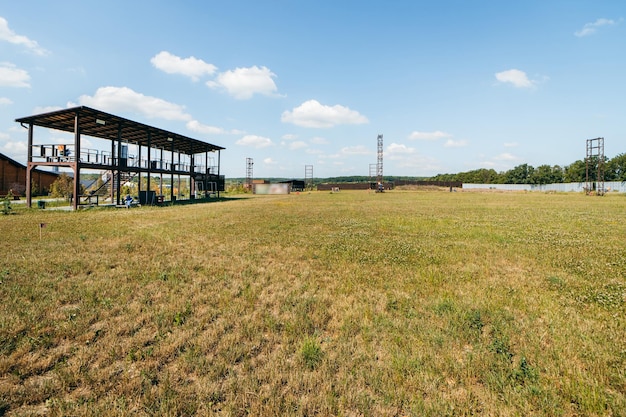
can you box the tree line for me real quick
[429,153,626,184]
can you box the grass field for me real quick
[1,190,625,416]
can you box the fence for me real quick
[462,181,626,193]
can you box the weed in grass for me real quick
[300,336,323,370]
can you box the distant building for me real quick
[0,153,58,196]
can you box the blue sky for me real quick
[1,1,624,178]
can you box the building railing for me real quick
[30,145,216,175]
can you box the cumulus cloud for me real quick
[408,130,451,141]
[33,105,63,114]
[263,157,277,165]
[186,120,243,135]
[310,136,329,145]
[0,97,12,105]
[1,138,28,161]
[151,51,217,81]
[207,66,279,99]
[444,139,468,148]
[281,99,369,128]
[387,143,416,158]
[495,69,535,88]
[339,145,372,156]
[0,63,30,87]
[385,142,440,171]
[0,17,49,55]
[78,86,192,121]
[493,152,519,161]
[235,134,273,148]
[186,120,226,135]
[288,140,308,150]
[575,18,619,37]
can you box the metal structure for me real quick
[585,137,605,196]
[376,134,383,192]
[369,163,377,180]
[246,158,254,190]
[16,106,225,210]
[305,165,313,189]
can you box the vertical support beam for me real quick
[160,148,164,197]
[170,141,174,202]
[26,123,33,208]
[137,141,142,197]
[147,131,151,197]
[72,112,81,210]
[115,124,122,205]
[190,154,195,198]
[177,152,181,200]
[217,150,221,198]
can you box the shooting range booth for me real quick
[15,106,225,210]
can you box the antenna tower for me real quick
[376,134,383,191]
[246,157,254,190]
[585,137,605,196]
[305,165,313,189]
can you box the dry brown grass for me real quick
[0,190,624,416]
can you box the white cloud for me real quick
[282,134,298,140]
[186,120,227,135]
[0,17,49,56]
[78,86,192,121]
[1,138,28,160]
[33,105,63,114]
[575,18,619,37]
[339,145,372,156]
[385,142,440,171]
[310,136,329,145]
[235,134,273,148]
[0,63,30,87]
[288,140,308,150]
[151,51,217,81]
[0,97,12,105]
[387,143,416,158]
[263,157,277,165]
[408,130,451,141]
[495,69,535,88]
[186,120,242,135]
[207,65,279,99]
[444,139,468,148]
[504,142,518,147]
[281,99,369,128]
[493,152,519,161]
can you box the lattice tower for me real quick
[376,134,383,188]
[585,137,605,196]
[305,165,313,189]
[246,157,254,189]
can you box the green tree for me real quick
[50,173,83,199]
[504,164,534,184]
[563,160,586,183]
[530,164,563,184]
[606,153,626,181]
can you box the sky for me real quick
[1,1,625,179]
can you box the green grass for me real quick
[0,190,625,416]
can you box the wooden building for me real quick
[0,152,58,197]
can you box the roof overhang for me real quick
[15,106,225,155]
